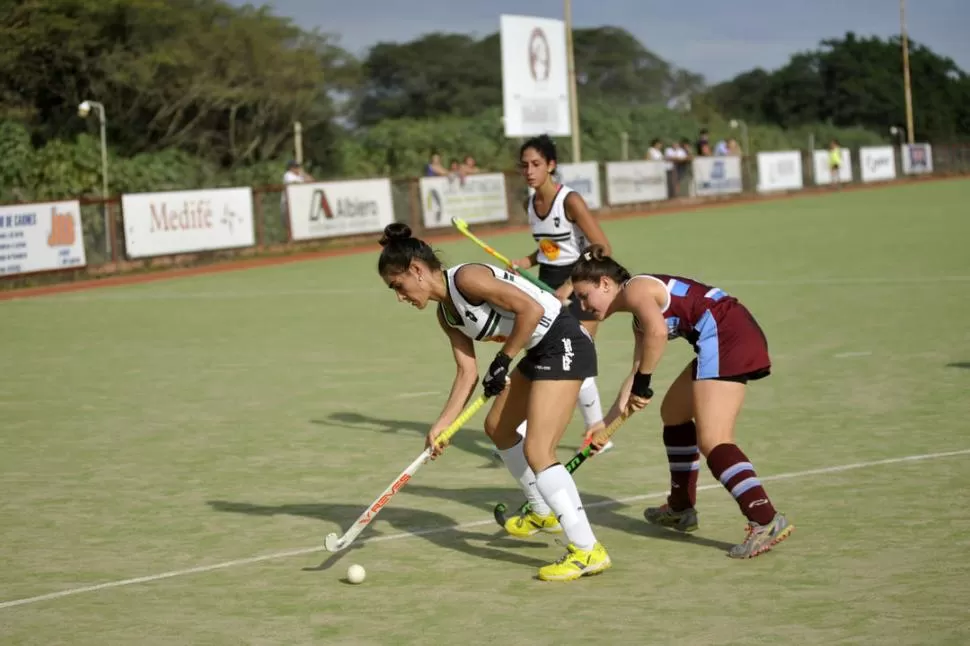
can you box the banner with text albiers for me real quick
[0,200,86,276]
[500,14,570,137]
[812,148,853,184]
[902,143,933,175]
[757,151,803,193]
[859,146,896,182]
[286,178,394,241]
[420,173,509,229]
[605,161,668,205]
[122,187,254,258]
[528,162,602,210]
[692,157,743,196]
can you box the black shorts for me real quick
[538,263,597,322]
[516,310,597,381]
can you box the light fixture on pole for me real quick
[564,0,581,162]
[78,100,110,256]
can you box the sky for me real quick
[230,0,968,83]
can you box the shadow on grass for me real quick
[945,362,970,369]
[312,412,501,466]
[207,499,549,573]
[403,483,736,554]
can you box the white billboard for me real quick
[757,151,803,193]
[286,178,395,240]
[0,200,87,276]
[812,148,853,185]
[605,161,668,206]
[122,187,254,258]
[420,173,509,229]
[692,157,743,197]
[860,146,897,182]
[902,143,934,175]
[528,162,602,210]
[500,14,571,137]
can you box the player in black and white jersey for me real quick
[510,135,616,453]
[377,223,611,582]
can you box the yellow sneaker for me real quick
[503,510,563,537]
[537,542,612,582]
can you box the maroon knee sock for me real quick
[663,422,699,510]
[706,443,776,525]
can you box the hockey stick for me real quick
[324,392,490,552]
[492,410,632,528]
[450,216,555,294]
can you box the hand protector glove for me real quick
[482,352,513,397]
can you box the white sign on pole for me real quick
[901,143,934,175]
[812,148,853,184]
[757,151,803,193]
[500,14,571,137]
[0,200,87,276]
[420,173,509,229]
[527,162,602,210]
[692,157,743,196]
[122,187,255,258]
[605,161,668,205]
[286,178,395,240]
[859,146,897,182]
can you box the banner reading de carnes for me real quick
[122,187,255,258]
[286,178,395,241]
[420,173,509,229]
[0,200,86,277]
[605,161,668,205]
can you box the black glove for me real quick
[631,372,654,400]
[482,352,513,397]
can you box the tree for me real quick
[706,32,970,141]
[354,27,705,126]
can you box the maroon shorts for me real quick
[691,300,771,382]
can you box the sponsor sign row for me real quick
[1,143,936,276]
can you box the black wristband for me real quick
[493,352,512,370]
[631,372,654,399]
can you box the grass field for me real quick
[2,180,970,645]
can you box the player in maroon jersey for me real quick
[569,245,792,559]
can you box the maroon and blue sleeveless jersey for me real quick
[628,273,735,343]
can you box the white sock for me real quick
[515,419,527,439]
[577,377,604,430]
[498,441,551,516]
[535,464,597,550]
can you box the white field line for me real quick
[1,447,969,611]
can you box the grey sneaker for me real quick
[728,512,793,559]
[644,504,699,532]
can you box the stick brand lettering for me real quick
[356,473,412,525]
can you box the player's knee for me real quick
[696,426,734,455]
[523,438,556,473]
[660,395,692,426]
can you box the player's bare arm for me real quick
[454,265,543,360]
[427,306,479,455]
[565,192,611,256]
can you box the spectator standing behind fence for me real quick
[425,153,449,177]
[280,160,315,230]
[461,155,481,175]
[648,138,676,199]
[828,140,843,189]
[695,128,712,157]
[665,139,692,197]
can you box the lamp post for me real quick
[900,0,915,144]
[564,0,581,162]
[730,119,752,190]
[78,100,110,255]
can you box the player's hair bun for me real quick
[581,244,608,262]
[379,222,412,247]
